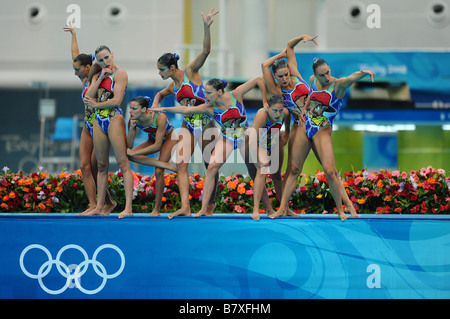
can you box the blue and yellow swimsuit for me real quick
[173,72,213,138]
[305,78,342,140]
[281,76,310,125]
[256,108,285,154]
[94,69,125,134]
[212,92,248,149]
[135,113,174,143]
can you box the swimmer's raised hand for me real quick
[201,8,219,27]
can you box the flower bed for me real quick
[1,166,449,215]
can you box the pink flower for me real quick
[225,176,232,182]
[367,174,377,181]
[246,189,253,195]
[238,182,246,188]
[234,205,245,213]
[391,170,400,178]
[401,172,408,179]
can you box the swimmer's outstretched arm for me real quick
[152,103,213,116]
[335,70,375,99]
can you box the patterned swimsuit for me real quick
[94,69,126,134]
[281,76,310,125]
[256,108,285,154]
[135,113,174,143]
[212,92,249,150]
[82,81,95,137]
[306,78,343,140]
[173,72,213,138]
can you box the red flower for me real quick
[230,191,238,199]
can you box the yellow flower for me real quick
[316,194,323,199]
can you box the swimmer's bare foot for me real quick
[149,210,160,216]
[83,207,107,216]
[118,210,133,219]
[205,202,216,216]
[338,211,348,221]
[102,200,117,216]
[193,209,209,217]
[78,204,96,215]
[345,205,360,218]
[168,207,191,219]
[287,208,300,217]
[269,208,285,219]
[251,210,260,221]
[266,207,277,217]
[166,161,177,173]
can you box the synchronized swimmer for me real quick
[64,8,375,221]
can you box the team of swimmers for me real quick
[64,8,375,221]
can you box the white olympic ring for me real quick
[19,244,125,295]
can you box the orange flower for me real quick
[249,180,254,187]
[8,191,15,198]
[377,180,384,188]
[1,203,8,210]
[164,176,171,186]
[227,181,237,190]
[58,172,68,179]
[237,186,246,194]
[357,198,366,204]
[196,180,204,190]
[427,177,436,184]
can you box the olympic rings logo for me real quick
[19,244,125,295]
